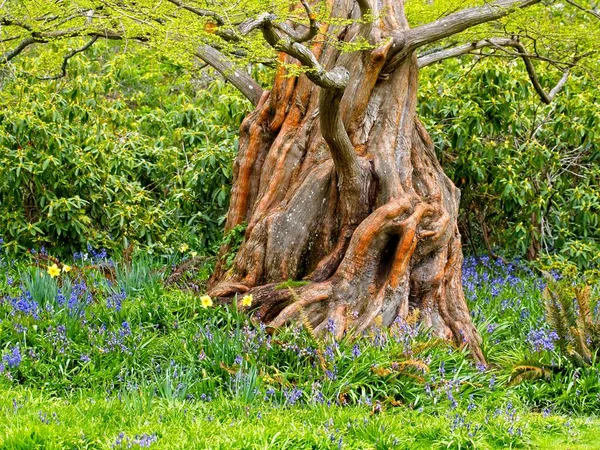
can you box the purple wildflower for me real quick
[325,318,336,335]
[2,345,22,369]
[527,328,559,352]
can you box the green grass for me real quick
[1,387,598,449]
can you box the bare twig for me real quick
[37,35,99,80]
[418,37,593,104]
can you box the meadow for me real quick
[1,242,599,449]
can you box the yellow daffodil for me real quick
[62,264,72,273]
[179,243,189,252]
[47,263,61,278]
[200,295,213,308]
[190,251,198,258]
[241,294,253,307]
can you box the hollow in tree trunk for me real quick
[208,0,484,363]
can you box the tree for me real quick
[2,0,598,362]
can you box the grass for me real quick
[1,387,598,449]
[1,247,600,448]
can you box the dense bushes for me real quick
[0,47,251,256]
[419,58,600,270]
[1,45,598,270]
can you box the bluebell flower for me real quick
[467,394,477,411]
[10,290,39,319]
[2,345,22,368]
[264,388,275,401]
[527,328,559,352]
[325,367,337,380]
[284,387,303,405]
[325,318,336,335]
[324,345,335,362]
[107,289,126,312]
[120,321,131,336]
[445,384,458,409]
[56,289,66,307]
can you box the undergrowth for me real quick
[1,244,599,448]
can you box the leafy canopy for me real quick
[1,0,598,81]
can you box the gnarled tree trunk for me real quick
[208,0,484,362]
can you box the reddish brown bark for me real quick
[208,0,484,363]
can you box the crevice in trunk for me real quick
[376,234,401,291]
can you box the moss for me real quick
[274,279,310,290]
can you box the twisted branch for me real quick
[386,0,542,71]
[418,37,593,104]
[37,35,99,80]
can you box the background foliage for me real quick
[420,57,600,270]
[0,45,251,256]
[0,41,598,270]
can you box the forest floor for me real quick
[1,251,599,449]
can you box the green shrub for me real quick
[419,58,600,269]
[0,45,252,257]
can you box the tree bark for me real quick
[208,0,484,363]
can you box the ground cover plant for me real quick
[1,240,599,448]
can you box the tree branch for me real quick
[273,0,319,43]
[261,15,347,90]
[386,0,542,70]
[319,77,365,190]
[165,0,274,42]
[510,43,568,104]
[564,0,600,20]
[418,37,590,104]
[0,17,34,32]
[356,0,374,17]
[0,11,264,105]
[37,35,99,80]
[416,37,576,67]
[257,6,364,194]
[166,0,225,25]
[195,44,263,105]
[417,38,512,67]
[1,36,35,62]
